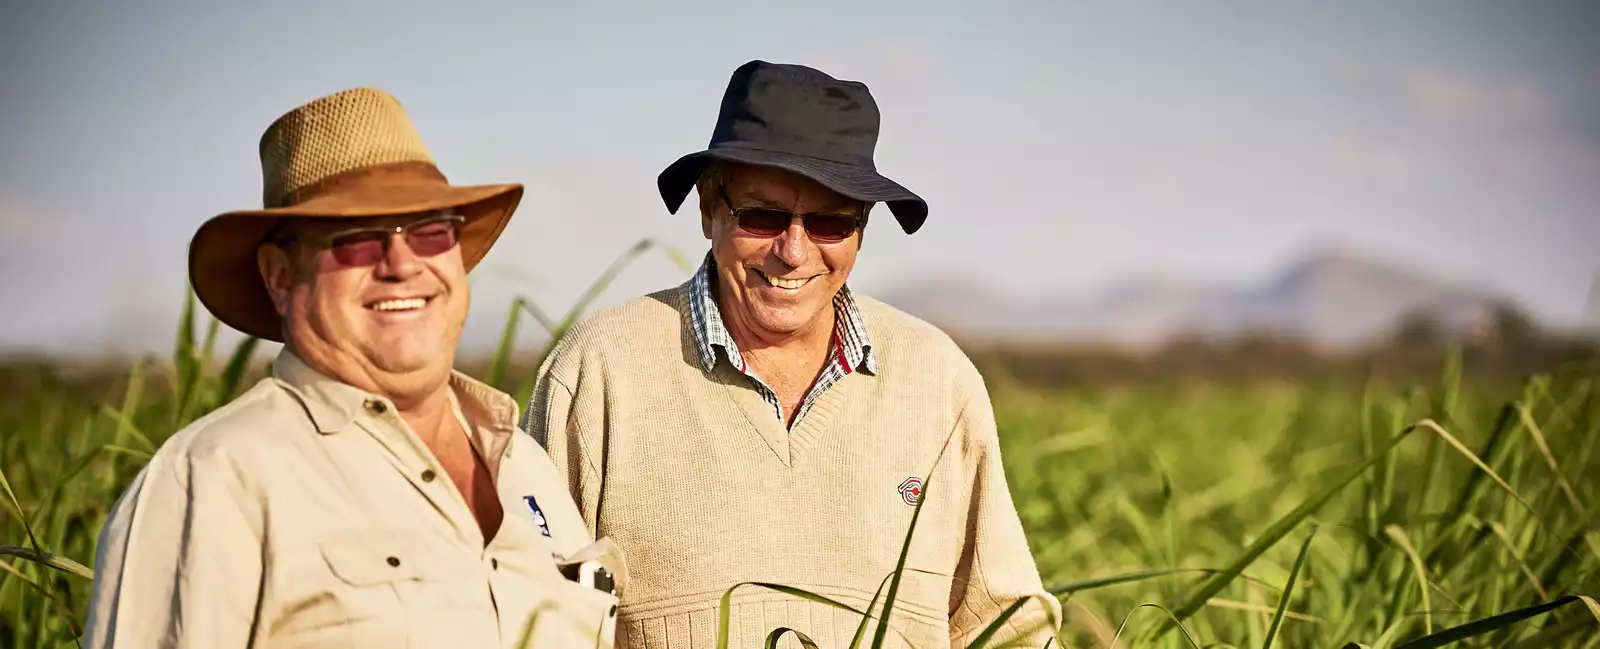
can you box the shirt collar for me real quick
[687,253,878,375]
[272,349,521,436]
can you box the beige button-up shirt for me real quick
[82,351,622,648]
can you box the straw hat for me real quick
[188,87,523,342]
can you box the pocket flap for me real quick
[320,535,442,586]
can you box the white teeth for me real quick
[372,298,426,312]
[762,273,810,289]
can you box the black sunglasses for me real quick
[718,185,865,243]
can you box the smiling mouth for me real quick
[753,269,817,290]
[367,297,431,313]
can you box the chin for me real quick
[367,338,450,371]
[752,310,821,335]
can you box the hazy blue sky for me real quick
[3,0,1597,355]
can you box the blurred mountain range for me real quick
[879,247,1528,350]
[2,246,1564,359]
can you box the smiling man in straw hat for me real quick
[523,61,1060,648]
[82,87,623,648]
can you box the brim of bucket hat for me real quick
[657,147,928,234]
[188,181,523,342]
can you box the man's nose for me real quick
[376,232,424,279]
[770,219,810,268]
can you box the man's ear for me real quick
[256,244,296,316]
[701,210,715,240]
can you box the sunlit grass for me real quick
[2,239,1598,647]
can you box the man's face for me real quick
[702,164,866,339]
[257,211,470,401]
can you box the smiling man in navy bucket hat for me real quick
[524,60,1062,648]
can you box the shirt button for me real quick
[387,556,401,567]
[366,399,388,415]
[421,469,436,482]
[491,558,499,570]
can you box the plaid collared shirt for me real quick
[688,253,878,429]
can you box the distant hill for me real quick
[879,248,1516,350]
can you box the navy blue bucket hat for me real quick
[656,60,929,234]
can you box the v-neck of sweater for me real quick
[711,360,860,466]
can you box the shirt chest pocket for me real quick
[275,535,490,649]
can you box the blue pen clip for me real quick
[522,496,552,538]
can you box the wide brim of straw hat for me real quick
[189,170,523,343]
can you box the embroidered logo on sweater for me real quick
[523,496,552,537]
[898,477,923,506]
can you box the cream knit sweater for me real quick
[524,283,1062,648]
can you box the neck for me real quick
[395,386,457,446]
[717,293,835,370]
[287,341,458,442]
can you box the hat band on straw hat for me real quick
[272,160,448,209]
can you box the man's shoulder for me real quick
[146,377,309,465]
[541,284,691,375]
[571,285,688,339]
[853,292,976,369]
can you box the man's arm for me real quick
[523,370,604,535]
[82,448,264,648]
[946,385,1063,648]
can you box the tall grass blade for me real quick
[763,628,820,649]
[1508,608,1600,649]
[111,361,151,452]
[657,241,697,273]
[1262,526,1317,649]
[871,473,932,649]
[1147,421,1420,641]
[175,316,222,425]
[1203,598,1319,623]
[0,465,42,553]
[31,444,147,524]
[849,573,895,649]
[488,296,525,390]
[489,296,560,391]
[1516,403,1584,515]
[99,405,156,454]
[1049,568,1278,596]
[0,546,94,580]
[962,594,1056,649]
[218,335,260,403]
[1111,603,1206,649]
[1385,524,1434,635]
[1391,594,1598,649]
[1487,521,1551,601]
[0,559,83,636]
[511,238,673,405]
[174,285,199,414]
[715,581,870,649]
[1420,416,1535,515]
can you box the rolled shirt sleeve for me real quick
[83,446,265,649]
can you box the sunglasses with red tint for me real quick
[718,185,865,243]
[272,214,465,267]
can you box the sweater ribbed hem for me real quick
[618,585,949,649]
